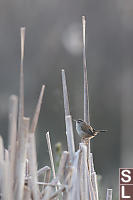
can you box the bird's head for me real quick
[73,119,84,125]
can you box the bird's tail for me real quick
[94,130,108,135]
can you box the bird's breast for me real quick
[76,124,91,138]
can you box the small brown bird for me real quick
[73,119,107,139]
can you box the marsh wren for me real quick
[73,119,107,139]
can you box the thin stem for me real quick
[61,69,70,116]
[18,27,26,137]
[82,16,90,125]
[46,132,56,179]
[30,85,45,133]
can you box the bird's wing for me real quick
[81,123,94,136]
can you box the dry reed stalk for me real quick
[0,160,4,199]
[42,167,51,191]
[62,167,73,200]
[42,179,58,200]
[0,136,4,200]
[57,151,69,182]
[88,176,96,200]
[43,167,51,183]
[47,185,66,200]
[82,16,92,173]
[106,189,112,200]
[82,16,90,125]
[18,27,25,137]
[37,166,51,192]
[61,69,70,116]
[90,153,99,200]
[82,18,96,200]
[46,132,56,179]
[0,156,7,200]
[14,117,30,200]
[89,153,95,174]
[37,166,51,177]
[6,150,13,200]
[65,115,75,162]
[28,133,40,200]
[0,136,4,163]
[1,150,13,200]
[68,150,80,200]
[79,143,89,200]
[37,182,60,187]
[91,172,99,200]
[8,95,18,192]
[30,85,45,133]
[61,69,75,161]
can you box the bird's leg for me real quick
[85,138,89,144]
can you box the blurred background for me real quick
[0,0,133,198]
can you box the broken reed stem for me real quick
[28,133,40,200]
[65,115,75,161]
[42,179,58,200]
[79,143,89,200]
[46,132,56,179]
[18,27,26,137]
[61,69,75,161]
[57,151,69,182]
[14,117,30,200]
[30,85,45,133]
[8,95,18,191]
[1,150,13,200]
[106,189,112,200]
[43,167,51,191]
[68,150,80,200]
[91,172,99,200]
[37,166,51,177]
[90,153,99,200]
[45,132,59,200]
[47,185,66,200]
[61,69,70,116]
[5,150,13,200]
